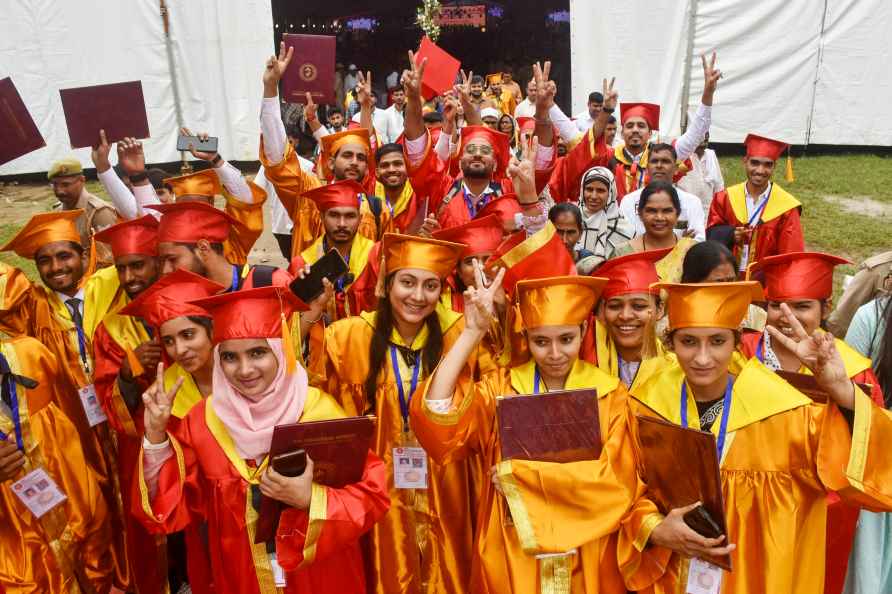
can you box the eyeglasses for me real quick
[464,144,493,156]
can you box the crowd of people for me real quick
[1,38,891,594]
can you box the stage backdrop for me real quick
[570,0,892,146]
[0,0,273,175]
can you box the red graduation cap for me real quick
[432,214,504,257]
[119,268,224,330]
[620,102,660,130]
[147,201,235,244]
[0,77,46,166]
[593,248,671,299]
[93,214,158,258]
[744,134,789,162]
[190,286,308,343]
[416,36,461,101]
[301,179,364,212]
[475,193,522,223]
[459,125,511,178]
[516,117,536,132]
[748,251,850,301]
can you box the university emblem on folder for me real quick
[299,63,318,82]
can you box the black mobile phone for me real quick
[177,134,219,153]
[271,449,307,477]
[682,504,724,539]
[289,249,349,303]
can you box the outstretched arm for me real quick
[261,41,294,165]
[402,50,428,143]
[675,52,721,161]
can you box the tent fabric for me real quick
[570,0,892,146]
[0,0,273,176]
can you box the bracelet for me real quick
[128,171,148,183]
[301,311,324,325]
[211,154,224,166]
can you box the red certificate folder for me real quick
[254,415,375,543]
[281,34,336,105]
[497,389,602,463]
[0,77,46,166]
[59,81,150,148]
[416,36,461,101]
[635,415,732,571]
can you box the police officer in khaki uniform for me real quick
[48,158,118,266]
[828,249,892,336]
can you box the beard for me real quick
[462,164,491,180]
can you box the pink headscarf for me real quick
[210,339,308,461]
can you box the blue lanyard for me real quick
[0,377,24,451]
[755,336,764,363]
[390,346,421,431]
[747,186,771,227]
[680,377,734,460]
[229,264,240,292]
[462,186,490,219]
[74,324,90,374]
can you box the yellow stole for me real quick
[300,233,374,282]
[509,357,620,398]
[727,182,801,225]
[163,363,207,420]
[374,181,415,220]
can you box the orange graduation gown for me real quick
[134,388,390,594]
[622,357,892,594]
[222,182,269,267]
[314,305,493,594]
[410,358,649,594]
[0,337,114,593]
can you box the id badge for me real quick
[12,468,67,518]
[393,446,428,489]
[79,384,108,427]
[686,557,723,594]
[268,551,286,587]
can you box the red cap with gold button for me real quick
[620,103,660,130]
[93,214,158,258]
[747,251,850,301]
[594,248,671,299]
[743,134,789,162]
[147,201,235,244]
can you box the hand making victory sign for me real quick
[263,41,294,98]
[143,361,184,445]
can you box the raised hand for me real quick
[263,41,294,97]
[418,214,441,238]
[532,61,555,111]
[356,70,375,109]
[766,303,854,407]
[462,259,506,333]
[142,361,183,444]
[260,455,315,509]
[507,135,540,205]
[304,92,318,123]
[602,77,618,113]
[701,51,722,105]
[91,129,112,173]
[401,50,428,101]
[180,127,219,162]
[117,137,146,176]
[649,502,736,559]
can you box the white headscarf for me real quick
[576,166,633,263]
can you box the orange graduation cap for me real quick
[320,128,372,180]
[432,214,504,257]
[93,214,158,258]
[164,169,222,201]
[516,276,608,328]
[459,125,511,178]
[119,268,224,330]
[301,179,363,212]
[475,193,522,224]
[486,221,577,295]
[0,210,82,258]
[620,102,660,130]
[743,134,789,162]
[375,233,466,297]
[147,201,235,244]
[655,281,764,330]
[594,248,671,299]
[747,251,850,301]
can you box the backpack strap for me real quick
[247,265,278,288]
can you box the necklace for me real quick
[641,233,677,252]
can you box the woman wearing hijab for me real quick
[576,167,633,267]
[135,286,390,594]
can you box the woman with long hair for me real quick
[315,233,495,594]
[413,270,651,593]
[576,166,633,266]
[622,281,892,594]
[611,181,696,282]
[136,286,389,593]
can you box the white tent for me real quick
[570,0,892,146]
[0,0,274,176]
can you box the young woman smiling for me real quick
[136,286,389,594]
[314,233,495,594]
[611,181,696,282]
[413,271,653,593]
[623,281,892,594]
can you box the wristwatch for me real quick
[211,154,224,167]
[128,171,148,183]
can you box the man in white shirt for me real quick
[254,150,315,260]
[676,131,725,211]
[619,142,706,240]
[383,87,406,143]
[573,91,603,133]
[513,79,537,119]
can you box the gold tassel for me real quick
[281,313,297,374]
[785,148,795,183]
[79,234,98,288]
[125,347,145,378]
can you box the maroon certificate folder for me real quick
[775,369,871,404]
[59,81,150,148]
[254,415,375,543]
[416,36,461,101]
[281,34,336,105]
[497,389,602,463]
[0,77,45,166]
[635,415,731,571]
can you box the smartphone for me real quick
[271,449,307,477]
[289,249,349,303]
[177,134,219,153]
[682,504,724,539]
